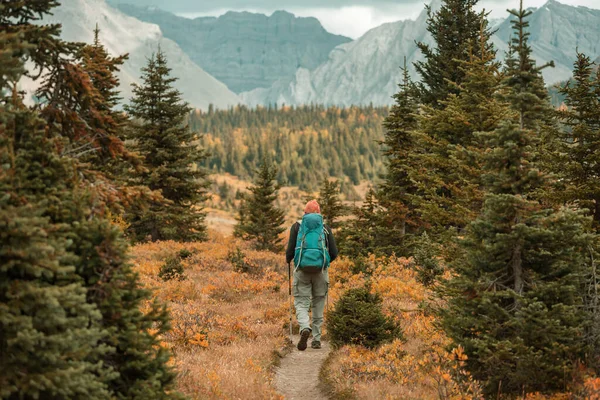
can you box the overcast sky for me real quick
[110,0,600,38]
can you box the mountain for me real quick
[39,0,240,110]
[242,0,600,107]
[240,3,435,107]
[495,0,600,85]
[112,4,352,93]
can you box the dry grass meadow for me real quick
[128,177,600,399]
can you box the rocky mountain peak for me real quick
[114,4,351,93]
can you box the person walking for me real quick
[286,200,338,351]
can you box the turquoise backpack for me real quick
[294,213,331,272]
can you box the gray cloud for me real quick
[108,0,426,13]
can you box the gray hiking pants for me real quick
[293,269,329,342]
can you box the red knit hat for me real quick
[304,200,321,214]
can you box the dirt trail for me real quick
[275,335,330,400]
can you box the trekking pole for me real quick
[288,262,293,343]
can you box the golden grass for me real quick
[322,255,483,400]
[130,234,600,399]
[131,234,290,399]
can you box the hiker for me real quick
[286,200,338,351]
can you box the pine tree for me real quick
[377,58,421,255]
[552,53,600,229]
[550,52,600,370]
[235,160,286,252]
[1,4,181,398]
[415,0,494,107]
[317,178,346,229]
[412,22,507,239]
[0,4,110,398]
[0,99,111,400]
[440,2,589,395]
[125,49,209,242]
[338,188,380,260]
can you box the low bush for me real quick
[159,256,185,281]
[328,285,403,349]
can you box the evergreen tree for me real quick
[317,178,346,229]
[412,24,507,239]
[552,53,600,229]
[415,0,494,107]
[440,2,589,395]
[0,98,110,400]
[235,160,286,252]
[1,3,181,398]
[0,4,109,398]
[377,58,421,255]
[338,188,380,260]
[328,286,403,349]
[550,53,600,370]
[125,50,209,242]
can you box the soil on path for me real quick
[275,335,331,400]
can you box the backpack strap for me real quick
[294,221,304,272]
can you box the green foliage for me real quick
[439,3,590,396]
[234,160,286,252]
[328,286,404,349]
[550,52,600,229]
[415,0,494,107]
[338,188,380,260]
[178,248,194,260]
[410,27,506,242]
[0,5,181,398]
[0,104,112,400]
[125,49,209,243]
[227,247,252,274]
[317,178,347,229]
[159,256,186,281]
[189,105,387,188]
[377,59,421,256]
[546,52,600,371]
[413,233,443,287]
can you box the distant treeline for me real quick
[188,104,389,190]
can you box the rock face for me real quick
[240,4,434,107]
[495,0,600,85]
[40,0,240,110]
[243,0,600,107]
[113,4,352,93]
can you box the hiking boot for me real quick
[297,329,311,351]
[311,341,321,349]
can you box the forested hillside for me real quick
[189,105,388,190]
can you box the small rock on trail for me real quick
[275,335,330,400]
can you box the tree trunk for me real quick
[512,241,524,298]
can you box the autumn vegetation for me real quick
[6,0,600,398]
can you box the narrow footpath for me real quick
[275,335,331,400]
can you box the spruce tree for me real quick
[412,24,507,238]
[377,58,421,255]
[0,99,111,400]
[550,53,600,370]
[125,49,209,242]
[0,4,110,398]
[1,4,181,398]
[235,160,286,252]
[552,53,600,229]
[338,188,380,260]
[317,178,346,229]
[440,2,589,395]
[415,0,493,107]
